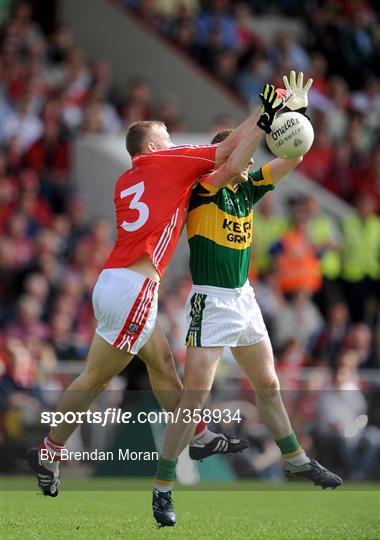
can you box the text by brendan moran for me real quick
[40,448,159,463]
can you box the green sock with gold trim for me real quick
[154,457,177,492]
[275,431,310,466]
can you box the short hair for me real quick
[211,129,233,144]
[126,120,166,157]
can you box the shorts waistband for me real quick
[191,280,252,298]
[101,267,159,287]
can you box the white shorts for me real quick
[185,281,268,348]
[92,268,158,355]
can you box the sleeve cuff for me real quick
[199,179,219,194]
[251,163,274,186]
[262,163,273,185]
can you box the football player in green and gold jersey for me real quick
[154,71,342,527]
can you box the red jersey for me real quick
[104,144,217,276]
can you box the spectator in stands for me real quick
[324,76,351,142]
[269,31,310,73]
[49,313,76,361]
[304,196,341,311]
[309,302,350,367]
[154,95,185,133]
[24,114,71,177]
[213,49,239,90]
[298,126,334,185]
[307,52,330,99]
[251,194,288,277]
[197,25,227,71]
[63,48,91,107]
[352,77,380,130]
[118,78,153,127]
[90,59,115,102]
[340,9,376,89]
[10,1,44,54]
[196,0,238,49]
[6,295,49,341]
[171,19,200,60]
[272,289,323,351]
[17,182,52,235]
[253,269,285,336]
[233,2,262,51]
[2,91,43,152]
[0,213,34,270]
[270,197,322,296]
[237,52,272,106]
[344,324,377,369]
[22,273,50,319]
[322,141,356,202]
[341,193,380,322]
[66,194,89,241]
[83,89,121,134]
[359,145,380,213]
[46,24,74,69]
[316,361,380,480]
[1,338,39,390]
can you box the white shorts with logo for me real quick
[185,281,268,348]
[92,268,158,355]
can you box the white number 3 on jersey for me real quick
[120,181,149,232]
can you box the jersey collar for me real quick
[226,183,238,193]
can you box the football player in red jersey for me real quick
[27,85,286,497]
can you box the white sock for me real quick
[40,457,60,474]
[285,451,310,467]
[39,436,62,474]
[191,428,218,445]
[154,485,172,493]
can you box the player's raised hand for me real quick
[257,84,289,134]
[283,70,313,112]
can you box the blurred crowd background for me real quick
[0,0,379,481]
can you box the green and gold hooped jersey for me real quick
[187,164,275,288]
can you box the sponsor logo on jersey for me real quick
[222,218,252,244]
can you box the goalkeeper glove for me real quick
[257,84,289,134]
[282,70,313,115]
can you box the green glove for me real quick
[283,70,313,113]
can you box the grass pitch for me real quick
[1,478,379,539]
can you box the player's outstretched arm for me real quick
[198,162,241,189]
[215,84,288,167]
[207,86,286,189]
[214,110,260,166]
[267,156,303,184]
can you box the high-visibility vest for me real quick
[307,216,341,279]
[341,214,380,282]
[276,229,322,293]
[252,213,288,275]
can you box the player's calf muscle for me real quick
[179,391,209,412]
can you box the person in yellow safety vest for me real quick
[304,195,341,280]
[341,193,380,322]
[250,194,288,278]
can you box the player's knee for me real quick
[157,349,176,374]
[256,374,280,398]
[79,370,110,393]
[150,351,182,390]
